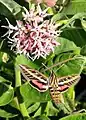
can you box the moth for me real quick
[19,64,80,104]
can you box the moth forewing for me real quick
[19,64,31,82]
[19,64,48,83]
[58,74,80,93]
[19,64,49,92]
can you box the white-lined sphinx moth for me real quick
[19,64,80,104]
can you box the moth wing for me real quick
[19,64,48,92]
[58,75,80,93]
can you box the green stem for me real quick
[15,64,29,118]
[15,65,21,87]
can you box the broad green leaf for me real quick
[0,109,17,118]
[60,13,86,47]
[16,55,41,69]
[46,54,85,76]
[0,84,14,106]
[20,83,51,103]
[61,29,86,47]
[55,55,85,76]
[0,0,23,19]
[55,37,80,55]
[62,0,86,15]
[59,113,86,120]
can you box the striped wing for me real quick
[58,75,80,93]
[19,64,48,92]
[49,73,80,104]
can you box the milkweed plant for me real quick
[0,0,86,120]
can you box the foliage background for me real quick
[0,0,86,120]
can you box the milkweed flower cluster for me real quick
[2,5,61,61]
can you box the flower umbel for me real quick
[2,5,61,61]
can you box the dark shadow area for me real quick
[75,74,86,102]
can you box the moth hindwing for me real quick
[19,64,49,92]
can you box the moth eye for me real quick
[68,76,71,79]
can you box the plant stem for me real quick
[15,64,29,118]
[15,65,21,87]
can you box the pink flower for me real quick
[43,0,57,7]
[26,0,57,7]
[2,5,61,61]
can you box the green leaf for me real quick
[63,87,76,112]
[56,55,85,76]
[9,97,20,110]
[46,54,85,76]
[16,55,41,69]
[33,106,42,117]
[44,101,59,116]
[20,83,51,103]
[80,45,86,56]
[0,84,14,106]
[61,29,86,47]
[27,102,40,114]
[62,0,86,15]
[60,13,86,47]
[0,0,22,19]
[0,109,17,118]
[55,37,80,55]
[59,113,86,120]
[0,76,11,83]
